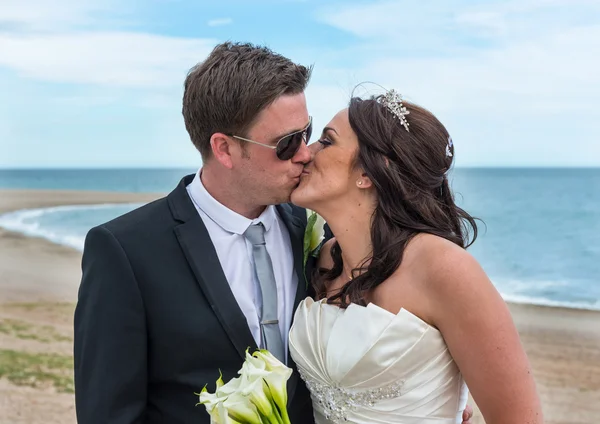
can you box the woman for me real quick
[288,89,543,423]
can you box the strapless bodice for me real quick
[288,297,468,424]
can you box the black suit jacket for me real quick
[74,174,316,423]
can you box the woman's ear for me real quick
[356,172,373,189]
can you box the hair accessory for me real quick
[377,89,410,132]
[352,82,410,132]
[446,136,453,158]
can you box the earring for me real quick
[358,181,363,186]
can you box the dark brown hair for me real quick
[317,94,479,307]
[182,42,312,160]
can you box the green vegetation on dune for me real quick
[0,349,74,393]
[0,303,76,393]
[0,318,72,343]
[2,302,75,315]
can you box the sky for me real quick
[1,0,599,168]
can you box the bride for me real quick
[289,89,543,423]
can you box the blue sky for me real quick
[1,0,599,168]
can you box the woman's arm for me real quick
[426,244,543,424]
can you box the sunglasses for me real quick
[230,117,312,160]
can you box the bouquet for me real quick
[197,349,293,424]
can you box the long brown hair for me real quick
[316,94,479,307]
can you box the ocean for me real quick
[1,168,599,310]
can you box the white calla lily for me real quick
[240,375,275,420]
[222,393,263,424]
[198,386,219,415]
[198,349,294,424]
[252,350,292,419]
[217,374,242,397]
[198,372,244,421]
[240,350,269,379]
[252,350,292,376]
[308,210,326,253]
[303,209,326,269]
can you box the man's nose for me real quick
[292,140,312,164]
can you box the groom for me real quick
[74,42,474,423]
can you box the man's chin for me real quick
[272,190,293,206]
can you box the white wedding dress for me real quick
[289,297,469,424]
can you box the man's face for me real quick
[231,92,312,206]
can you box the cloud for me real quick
[311,0,600,166]
[0,0,217,89]
[313,1,600,112]
[207,18,233,27]
[0,32,216,87]
[453,0,600,39]
[354,26,600,112]
[0,0,219,169]
[315,1,459,48]
[1,0,598,167]
[0,0,127,32]
[316,0,600,50]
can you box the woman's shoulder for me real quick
[403,234,484,288]
[380,233,491,325]
[415,234,488,294]
[406,233,466,261]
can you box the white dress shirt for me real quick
[186,171,298,358]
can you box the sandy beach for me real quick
[0,190,161,424]
[0,189,599,424]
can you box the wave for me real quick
[0,203,143,251]
[502,293,600,311]
[494,278,600,311]
[1,204,599,312]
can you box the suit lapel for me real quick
[276,203,308,314]
[169,176,257,360]
[276,203,309,405]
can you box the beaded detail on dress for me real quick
[297,367,404,423]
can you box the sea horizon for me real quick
[1,167,599,312]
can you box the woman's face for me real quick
[291,108,365,211]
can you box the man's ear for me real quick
[210,133,235,169]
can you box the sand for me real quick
[0,190,161,424]
[0,189,599,424]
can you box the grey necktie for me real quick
[244,223,286,363]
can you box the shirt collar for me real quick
[187,170,277,235]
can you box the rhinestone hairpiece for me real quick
[377,89,410,132]
[446,136,453,158]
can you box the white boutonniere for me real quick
[303,209,326,268]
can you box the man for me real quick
[74,42,474,423]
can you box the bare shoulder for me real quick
[404,238,542,423]
[316,237,336,271]
[405,233,490,297]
